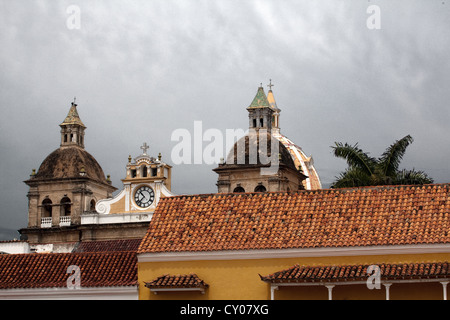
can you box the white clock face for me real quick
[134,186,155,208]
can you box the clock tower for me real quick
[94,143,174,217]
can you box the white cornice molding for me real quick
[81,211,152,225]
[138,243,450,263]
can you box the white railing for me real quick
[59,216,71,227]
[41,217,52,228]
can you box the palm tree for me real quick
[331,135,433,188]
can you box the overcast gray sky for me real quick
[1,0,450,240]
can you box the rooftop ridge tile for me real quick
[260,261,450,283]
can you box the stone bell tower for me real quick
[60,99,86,149]
[21,100,116,246]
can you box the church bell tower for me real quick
[60,99,86,149]
[247,80,281,132]
[21,100,116,247]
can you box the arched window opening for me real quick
[42,198,53,217]
[254,185,267,192]
[259,118,264,127]
[60,197,71,216]
[233,186,245,193]
[90,199,96,211]
[142,166,148,177]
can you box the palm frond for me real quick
[332,135,433,188]
[331,167,373,188]
[394,168,434,185]
[331,142,376,176]
[377,135,413,177]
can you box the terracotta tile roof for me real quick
[138,184,450,254]
[145,274,209,289]
[260,262,450,283]
[73,239,142,253]
[0,251,137,289]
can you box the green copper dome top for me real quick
[247,86,271,109]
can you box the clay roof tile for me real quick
[139,184,450,254]
[0,251,137,289]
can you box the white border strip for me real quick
[0,286,138,300]
[138,244,450,263]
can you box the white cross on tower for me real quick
[140,142,149,155]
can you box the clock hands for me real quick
[137,190,151,202]
[135,187,154,208]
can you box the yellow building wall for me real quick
[109,197,126,213]
[138,252,450,300]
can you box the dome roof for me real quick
[273,132,322,190]
[221,131,299,172]
[214,84,322,192]
[34,146,109,184]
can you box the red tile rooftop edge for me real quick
[260,262,450,283]
[0,251,137,289]
[144,274,209,289]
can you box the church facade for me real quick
[19,101,174,252]
[85,142,175,240]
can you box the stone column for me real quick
[325,285,335,300]
[441,281,448,300]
